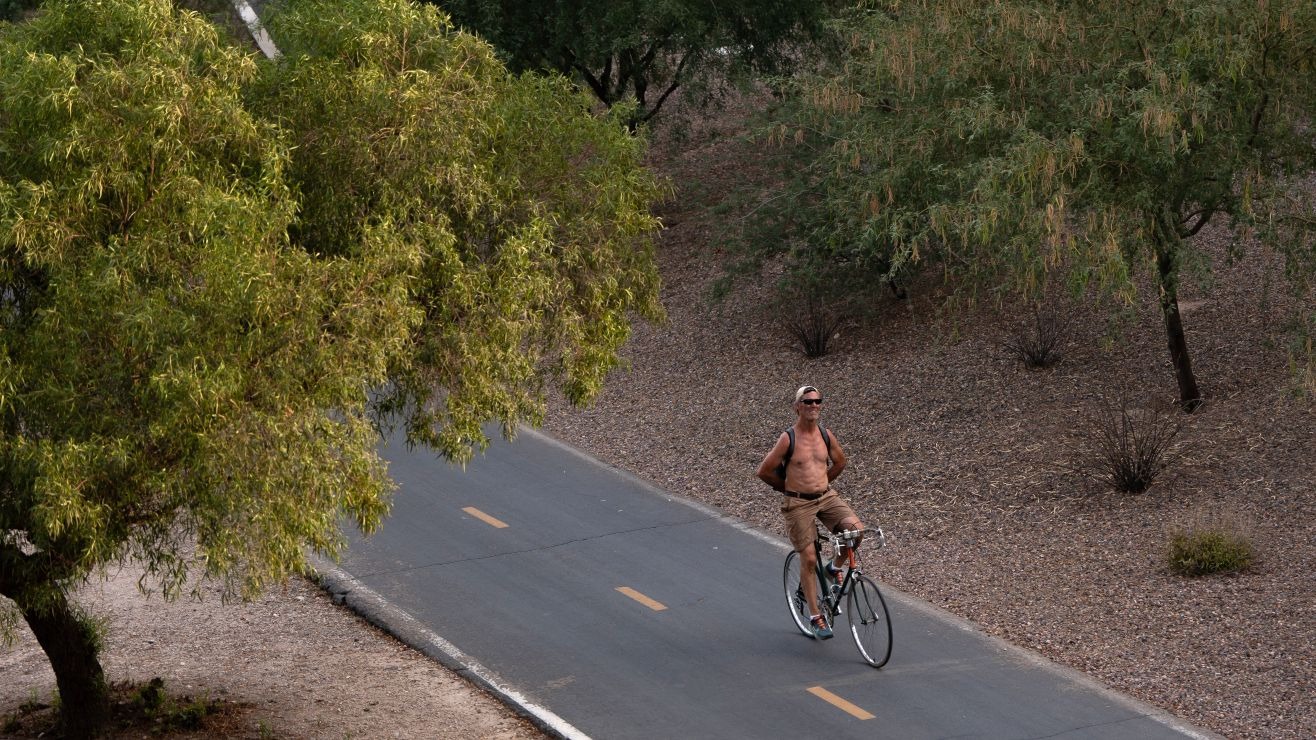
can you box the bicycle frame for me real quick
[811,527,878,616]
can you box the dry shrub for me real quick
[1078,398,1182,494]
[788,296,843,358]
[1003,305,1068,369]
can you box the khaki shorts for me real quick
[781,489,858,552]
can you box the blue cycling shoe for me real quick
[810,615,834,640]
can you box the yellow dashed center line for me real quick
[462,506,509,529]
[807,686,875,720]
[615,587,667,611]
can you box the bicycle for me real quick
[783,524,892,668]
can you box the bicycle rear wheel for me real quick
[782,551,813,636]
[846,574,892,667]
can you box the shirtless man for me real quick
[756,385,864,639]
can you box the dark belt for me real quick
[783,490,826,500]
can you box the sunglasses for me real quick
[799,398,824,406]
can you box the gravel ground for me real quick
[541,99,1316,739]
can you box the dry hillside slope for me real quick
[543,98,1316,739]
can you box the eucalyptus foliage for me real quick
[0,0,663,734]
[434,0,838,126]
[751,0,1316,407]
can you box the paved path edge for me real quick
[310,552,590,740]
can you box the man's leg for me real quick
[798,545,822,617]
[832,516,864,572]
[816,491,864,575]
[784,498,825,617]
[798,544,832,638]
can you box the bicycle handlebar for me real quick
[818,526,886,549]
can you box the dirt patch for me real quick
[0,566,544,739]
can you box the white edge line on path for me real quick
[309,554,591,740]
[520,427,1223,740]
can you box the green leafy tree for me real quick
[0,0,662,735]
[751,0,1316,409]
[433,0,838,127]
[252,0,665,456]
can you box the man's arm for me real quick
[756,432,791,491]
[827,432,847,481]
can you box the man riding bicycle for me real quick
[756,385,865,640]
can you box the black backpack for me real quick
[774,426,832,484]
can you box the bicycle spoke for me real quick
[846,574,892,668]
[782,551,813,637]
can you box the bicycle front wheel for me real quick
[782,551,813,636]
[846,574,892,667]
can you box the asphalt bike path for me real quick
[321,428,1219,740]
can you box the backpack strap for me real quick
[782,425,830,469]
[773,428,795,486]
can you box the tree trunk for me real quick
[1157,248,1203,412]
[1,549,110,738]
[25,593,110,738]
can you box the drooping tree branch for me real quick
[636,51,692,124]
[567,47,614,105]
[1179,206,1217,238]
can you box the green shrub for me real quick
[1168,526,1254,576]
[131,678,213,730]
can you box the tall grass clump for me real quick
[1167,515,1254,576]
